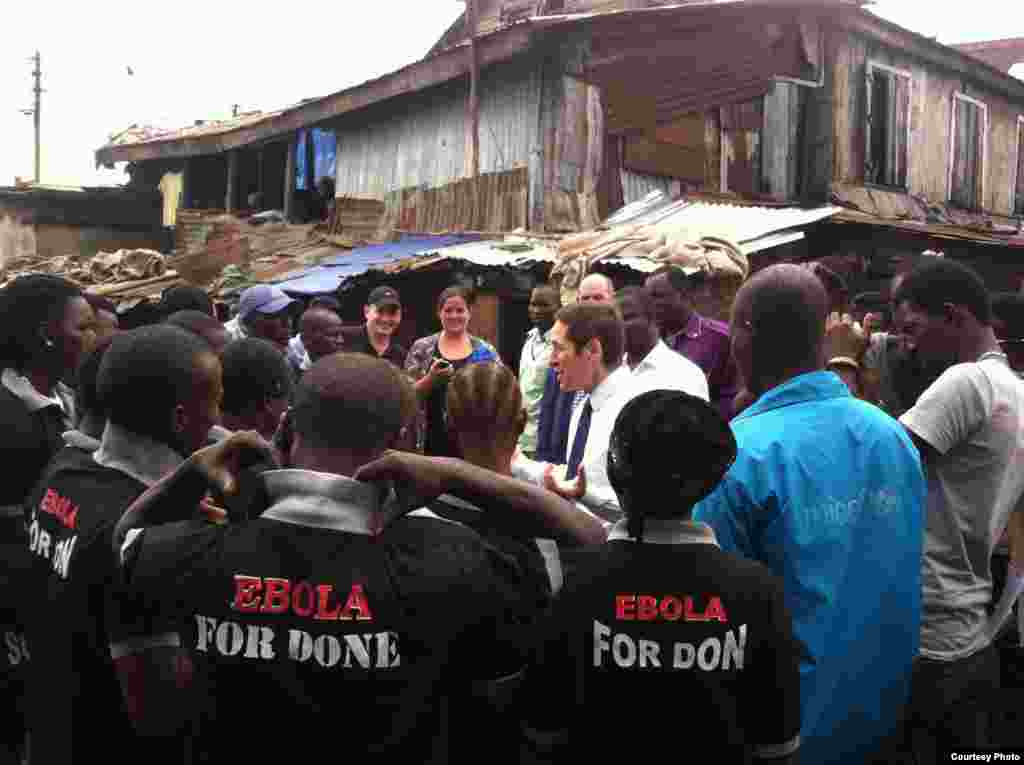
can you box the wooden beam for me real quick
[283,134,296,221]
[96,24,535,166]
[466,0,481,179]
[225,150,238,213]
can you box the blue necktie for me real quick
[565,398,593,480]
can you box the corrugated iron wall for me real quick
[331,57,538,200]
[620,169,672,205]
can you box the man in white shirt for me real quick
[617,286,709,400]
[895,258,1024,760]
[513,301,701,522]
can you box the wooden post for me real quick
[465,0,480,178]
[305,129,316,190]
[181,157,193,210]
[256,147,265,209]
[225,150,238,213]
[284,134,297,221]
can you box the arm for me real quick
[354,452,607,546]
[899,364,989,465]
[112,431,276,560]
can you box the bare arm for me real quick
[355,452,608,546]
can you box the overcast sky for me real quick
[0,0,1020,187]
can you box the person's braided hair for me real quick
[607,389,737,541]
[446,362,526,454]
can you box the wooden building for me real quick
[95,0,1024,287]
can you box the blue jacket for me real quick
[694,371,925,765]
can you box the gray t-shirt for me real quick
[900,355,1024,660]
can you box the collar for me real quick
[260,469,394,535]
[668,312,705,343]
[2,368,69,414]
[607,518,719,546]
[734,370,849,424]
[93,422,185,487]
[589,365,632,412]
[633,340,671,373]
[62,429,101,453]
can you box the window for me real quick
[1014,116,1024,217]
[948,93,988,210]
[865,62,911,189]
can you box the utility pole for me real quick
[21,53,42,183]
[30,52,41,183]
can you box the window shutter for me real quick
[891,75,910,188]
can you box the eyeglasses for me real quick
[999,339,1024,349]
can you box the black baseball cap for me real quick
[367,286,401,309]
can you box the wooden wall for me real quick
[827,28,1024,215]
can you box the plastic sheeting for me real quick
[272,234,481,296]
[296,128,337,191]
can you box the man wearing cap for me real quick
[223,285,297,353]
[341,286,408,368]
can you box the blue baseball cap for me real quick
[238,285,296,319]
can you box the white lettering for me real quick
[5,632,26,666]
[673,641,696,669]
[722,625,747,670]
[243,625,275,660]
[37,529,51,560]
[314,635,343,668]
[215,621,245,656]
[593,620,611,667]
[27,519,39,552]
[697,637,722,670]
[342,634,372,669]
[288,629,313,662]
[52,536,76,579]
[612,633,636,668]
[638,639,661,668]
[195,615,217,653]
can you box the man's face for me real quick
[550,320,596,392]
[645,273,689,331]
[618,293,654,357]
[365,303,401,338]
[178,352,223,454]
[301,311,344,362]
[897,300,959,371]
[578,277,614,305]
[249,310,292,352]
[528,288,560,329]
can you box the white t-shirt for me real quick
[900,354,1024,660]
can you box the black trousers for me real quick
[906,642,999,762]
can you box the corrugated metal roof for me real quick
[271,235,482,295]
[398,238,557,270]
[604,190,840,242]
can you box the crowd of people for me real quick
[0,253,1022,764]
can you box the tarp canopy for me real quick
[272,234,481,295]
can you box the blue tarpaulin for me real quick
[272,234,482,296]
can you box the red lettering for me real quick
[261,578,291,614]
[291,582,314,617]
[637,595,658,621]
[684,596,708,622]
[615,595,636,620]
[39,489,79,530]
[660,596,683,621]
[233,575,262,612]
[314,585,341,621]
[704,596,728,623]
[342,584,373,622]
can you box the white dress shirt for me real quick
[630,340,710,402]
